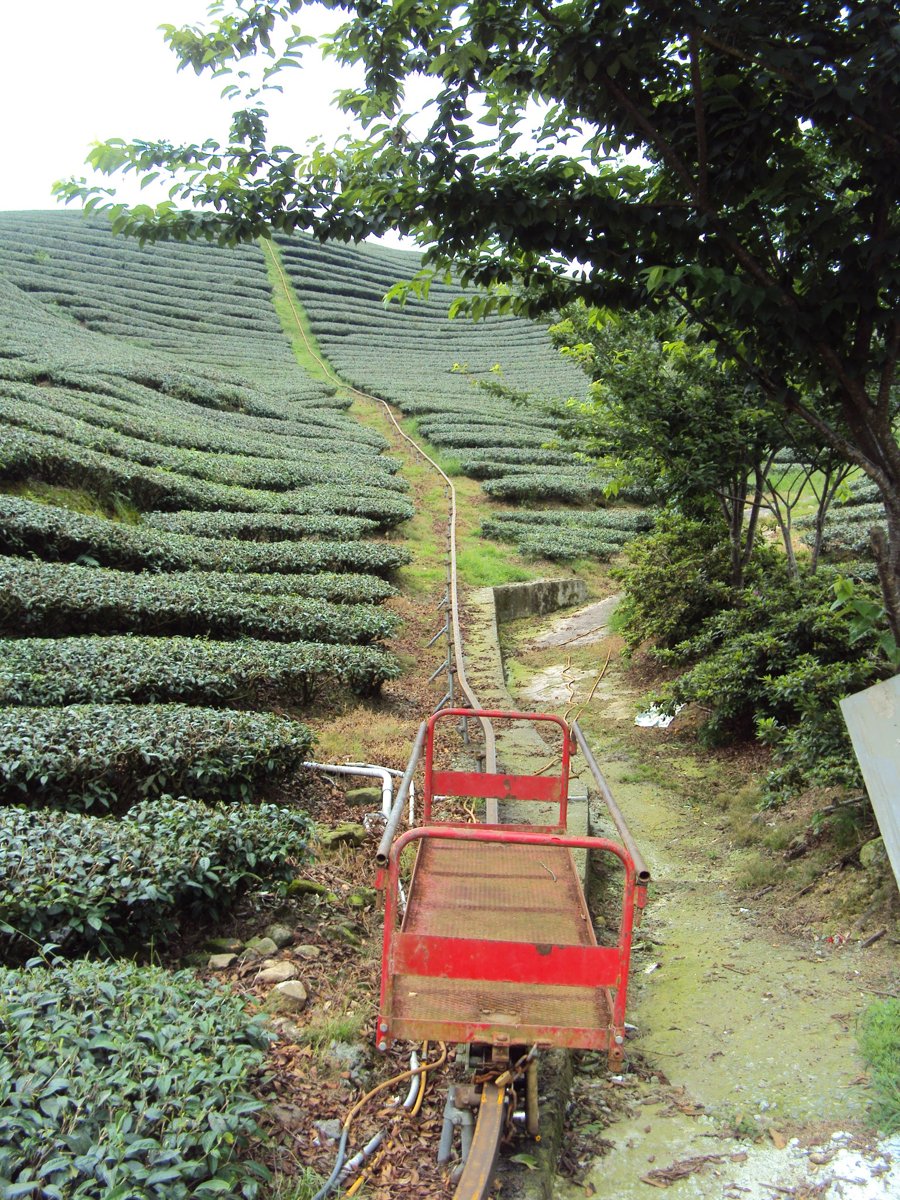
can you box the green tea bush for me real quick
[0,636,400,707]
[0,703,313,810]
[481,507,653,561]
[0,426,414,527]
[653,571,890,800]
[482,473,602,502]
[1,390,406,493]
[0,558,398,643]
[0,798,310,950]
[0,495,410,577]
[142,510,378,541]
[0,958,272,1196]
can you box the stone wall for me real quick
[492,577,588,623]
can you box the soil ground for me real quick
[501,598,899,1200]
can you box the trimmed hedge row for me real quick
[1,392,406,493]
[0,636,400,707]
[481,507,653,561]
[0,558,398,643]
[0,703,314,811]
[0,495,410,578]
[482,473,602,502]
[484,508,653,532]
[1,369,384,456]
[0,798,310,951]
[0,425,415,525]
[141,509,378,541]
[0,958,272,1197]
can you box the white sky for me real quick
[0,1,372,214]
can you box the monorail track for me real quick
[262,238,648,1199]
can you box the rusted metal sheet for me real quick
[840,673,900,888]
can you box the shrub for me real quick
[0,636,400,707]
[482,472,602,502]
[0,495,410,577]
[0,703,313,810]
[858,999,900,1133]
[141,509,378,541]
[612,511,736,649]
[0,958,272,1197]
[654,572,890,799]
[0,798,310,951]
[0,426,414,527]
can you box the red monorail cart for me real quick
[375,709,649,1070]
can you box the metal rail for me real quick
[572,719,651,884]
[452,1084,507,1200]
[261,237,497,783]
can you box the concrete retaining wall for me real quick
[492,577,588,623]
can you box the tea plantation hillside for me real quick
[277,231,653,559]
[0,214,413,951]
[0,210,635,1195]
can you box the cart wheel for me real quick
[525,1058,540,1138]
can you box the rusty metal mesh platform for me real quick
[404,839,596,945]
[389,838,613,1045]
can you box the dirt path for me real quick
[500,599,899,1200]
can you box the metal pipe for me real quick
[303,761,394,816]
[345,762,416,825]
[375,721,427,868]
[571,721,651,884]
[339,1051,420,1181]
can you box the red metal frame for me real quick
[423,708,573,828]
[376,709,646,1063]
[378,826,640,1057]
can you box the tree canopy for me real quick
[57,0,900,633]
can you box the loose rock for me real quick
[319,822,368,850]
[204,936,243,954]
[265,980,309,1015]
[208,953,237,970]
[243,936,279,958]
[265,923,294,948]
[257,961,300,984]
[345,786,383,807]
[315,1119,343,1142]
[286,878,331,897]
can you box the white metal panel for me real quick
[840,673,900,888]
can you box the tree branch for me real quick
[688,34,709,208]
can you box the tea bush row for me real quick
[0,558,398,643]
[1,798,310,953]
[0,635,400,707]
[0,958,272,1197]
[485,508,653,532]
[1,363,384,455]
[0,702,314,811]
[481,507,653,561]
[1,210,323,405]
[482,473,602,502]
[141,509,378,541]
[1,391,406,493]
[1,426,415,526]
[0,496,410,578]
